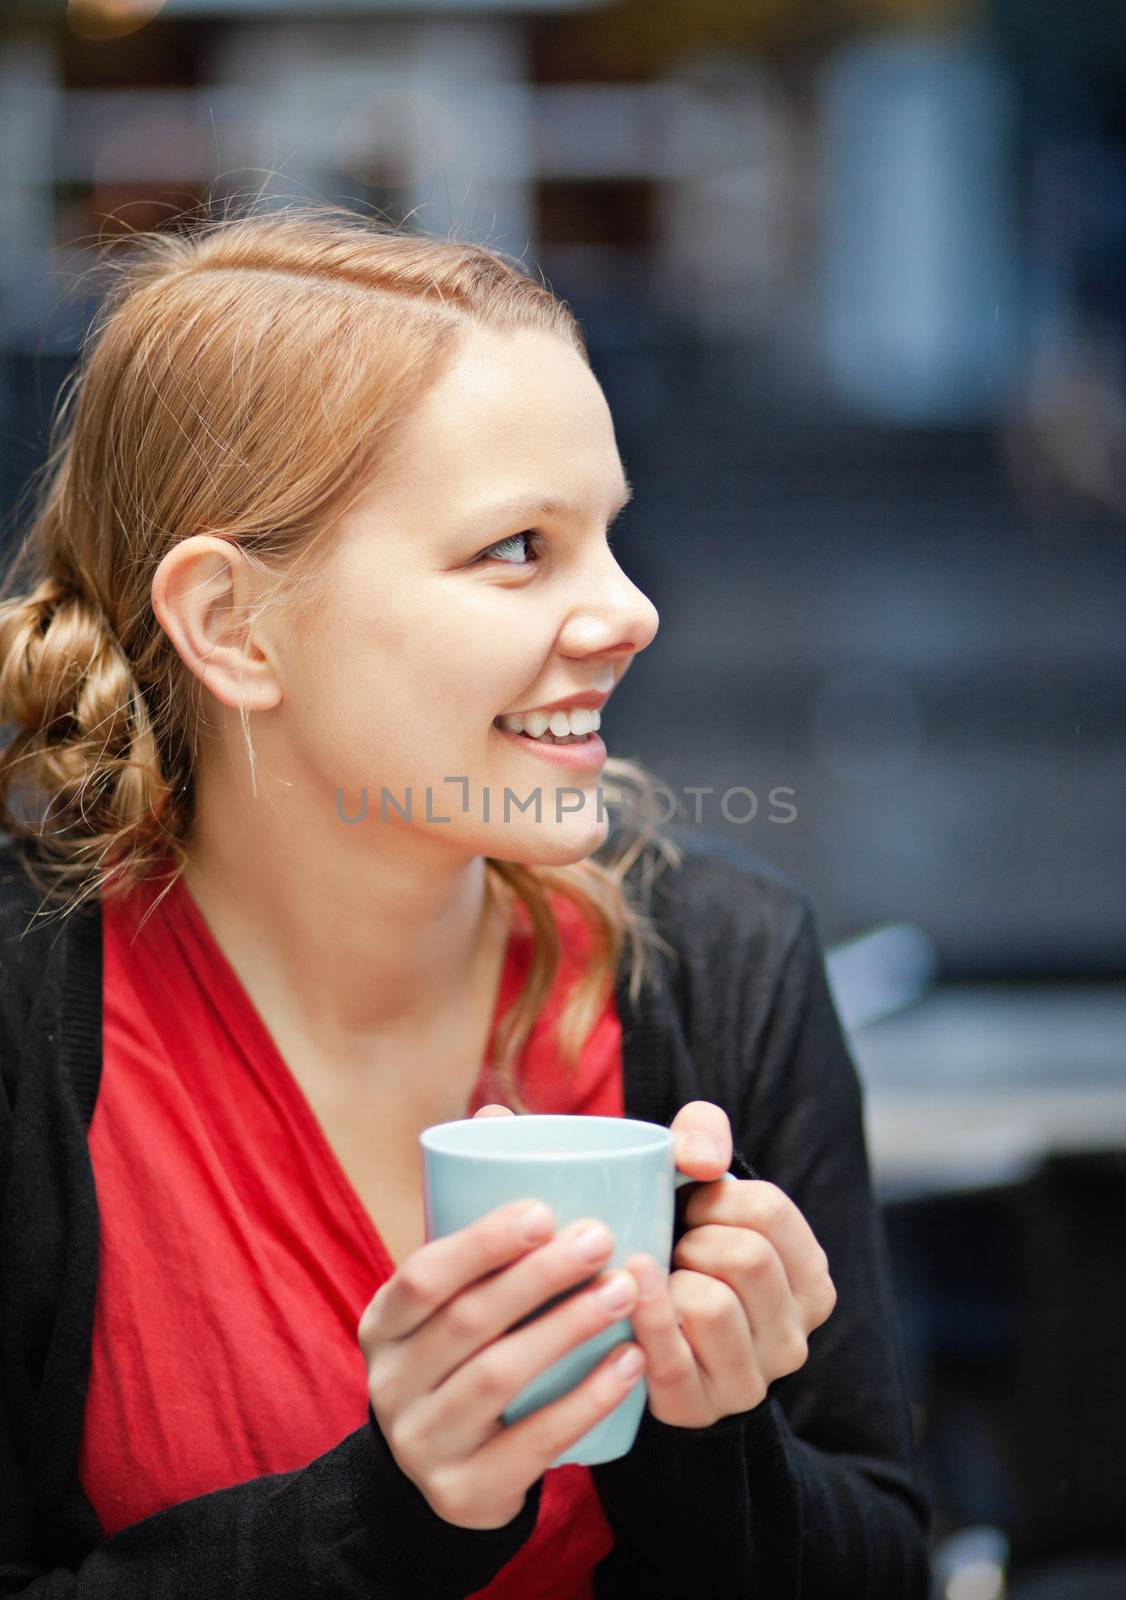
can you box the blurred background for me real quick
[1,0,1124,1594]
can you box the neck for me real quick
[179,783,513,1079]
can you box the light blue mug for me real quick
[419,1113,736,1467]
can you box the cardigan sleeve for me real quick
[0,1422,541,1600]
[588,902,933,1600]
[0,1412,542,1600]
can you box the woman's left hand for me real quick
[623,1100,838,1428]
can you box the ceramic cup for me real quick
[419,1112,736,1467]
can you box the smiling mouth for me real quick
[492,717,597,746]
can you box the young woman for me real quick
[0,203,931,1598]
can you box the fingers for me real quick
[682,1179,834,1318]
[673,1222,793,1346]
[473,1104,516,1119]
[621,1256,706,1399]
[400,1216,614,1389]
[405,1231,641,1456]
[418,1267,640,1459]
[360,1197,556,1343]
[670,1100,733,1180]
[670,1268,760,1397]
[626,1256,766,1423]
[425,1340,647,1528]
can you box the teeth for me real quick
[498,707,601,739]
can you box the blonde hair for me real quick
[0,198,682,1110]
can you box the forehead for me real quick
[387,326,621,498]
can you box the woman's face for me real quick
[269,325,660,865]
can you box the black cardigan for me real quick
[0,827,931,1598]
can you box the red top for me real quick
[79,868,624,1598]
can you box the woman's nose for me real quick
[560,556,660,661]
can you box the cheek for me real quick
[277,594,409,782]
[280,601,500,791]
[276,555,561,802]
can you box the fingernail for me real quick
[597,1272,635,1312]
[614,1346,644,1379]
[573,1222,613,1262]
[517,1203,553,1241]
[684,1133,720,1162]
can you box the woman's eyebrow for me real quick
[460,475,633,531]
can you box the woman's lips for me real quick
[492,720,608,771]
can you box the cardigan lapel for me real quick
[54,900,102,1132]
[611,835,762,1184]
[612,834,702,1132]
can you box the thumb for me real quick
[669,1099,732,1180]
[473,1103,516,1119]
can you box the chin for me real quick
[483,809,610,866]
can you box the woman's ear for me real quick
[151,535,282,713]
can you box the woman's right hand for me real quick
[357,1198,645,1530]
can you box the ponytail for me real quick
[0,569,176,910]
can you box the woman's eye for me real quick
[476,530,544,567]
